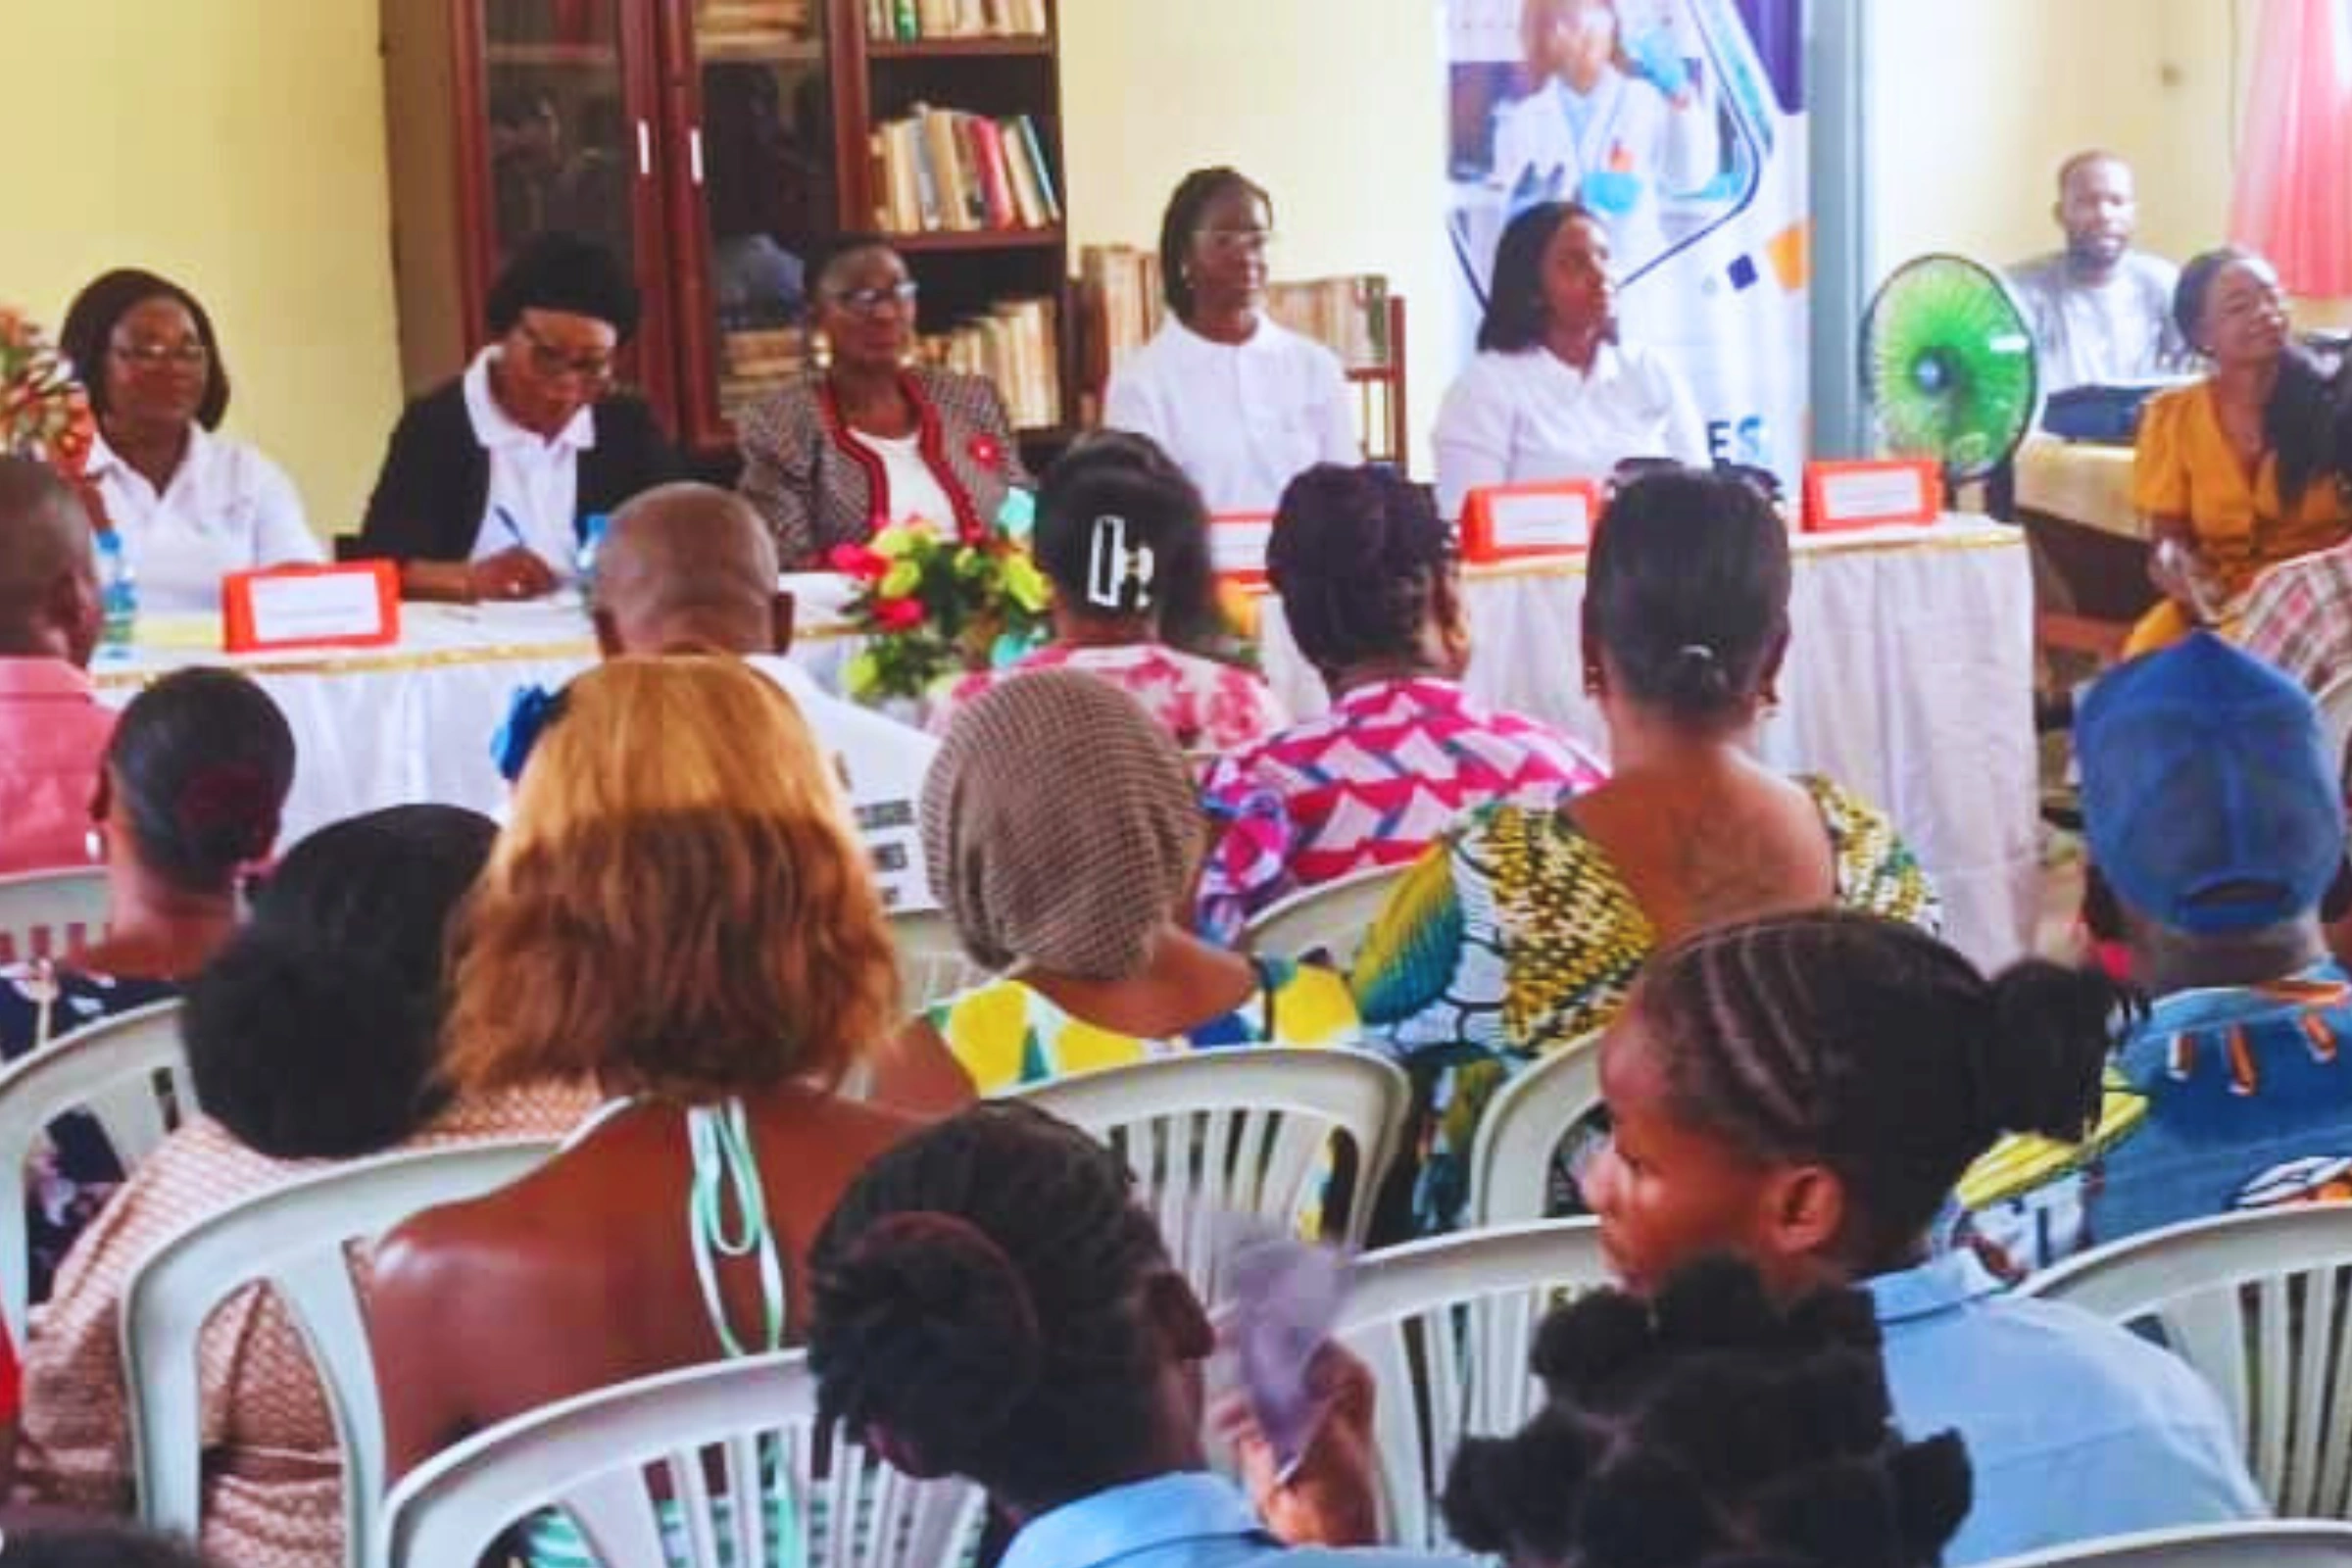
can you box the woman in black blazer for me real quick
[359,232,679,601]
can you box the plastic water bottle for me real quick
[576,512,611,598]
[95,529,137,658]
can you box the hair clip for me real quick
[1678,642,1720,667]
[995,487,1036,542]
[492,682,568,785]
[1085,514,1157,612]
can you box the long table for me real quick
[96,518,2037,967]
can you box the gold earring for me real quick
[808,329,832,371]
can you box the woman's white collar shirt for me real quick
[1432,340,1708,518]
[85,426,321,613]
[463,347,595,580]
[1102,316,1359,514]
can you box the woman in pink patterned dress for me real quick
[1198,465,1605,942]
[928,430,1284,752]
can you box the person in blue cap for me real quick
[1963,630,2352,1273]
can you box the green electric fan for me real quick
[1859,255,2039,485]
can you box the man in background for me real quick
[0,456,112,875]
[2010,151,2188,393]
[590,481,938,909]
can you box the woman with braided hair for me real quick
[1579,909,2264,1563]
[1198,464,1602,943]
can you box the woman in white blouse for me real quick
[1433,199,1706,518]
[1102,168,1358,514]
[59,270,319,612]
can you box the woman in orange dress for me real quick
[2128,247,2350,656]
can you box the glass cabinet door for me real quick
[477,0,646,275]
[676,0,838,443]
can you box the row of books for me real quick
[697,0,817,55]
[861,0,1048,40]
[717,298,1061,431]
[1081,246,1396,373]
[871,107,1061,233]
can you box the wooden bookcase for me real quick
[380,0,1071,465]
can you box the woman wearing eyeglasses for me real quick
[1102,168,1359,515]
[57,270,322,613]
[738,235,1029,568]
[357,232,681,602]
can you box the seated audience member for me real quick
[2127,247,2351,656]
[1352,470,1936,1235]
[0,1522,218,1567]
[587,481,939,908]
[1585,909,2265,1564]
[737,234,1028,567]
[809,1101,1450,1568]
[358,231,679,603]
[0,457,112,876]
[872,672,1356,1116]
[1102,168,1358,514]
[371,660,917,1562]
[57,270,319,612]
[928,431,1285,752]
[1431,1259,1970,1568]
[2010,151,2187,396]
[1198,465,1603,943]
[0,668,292,1298]
[18,806,589,1568]
[1966,632,2352,1271]
[1432,201,1705,520]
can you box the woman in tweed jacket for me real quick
[737,236,1028,566]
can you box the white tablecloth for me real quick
[96,521,2036,967]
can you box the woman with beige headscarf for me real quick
[872,669,1359,1113]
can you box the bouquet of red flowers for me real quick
[830,494,1051,703]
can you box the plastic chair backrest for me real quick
[1240,864,1408,970]
[1976,1521,2352,1567]
[888,907,991,1013]
[1332,1218,1610,1552]
[122,1140,555,1566]
[0,1000,191,1342]
[1467,1030,1604,1227]
[0,868,109,967]
[380,1348,987,1568]
[1011,1048,1407,1300]
[2019,1204,2352,1519]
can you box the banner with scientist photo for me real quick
[1445,0,1810,487]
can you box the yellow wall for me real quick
[4,0,403,537]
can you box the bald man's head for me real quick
[592,483,787,659]
[0,456,102,665]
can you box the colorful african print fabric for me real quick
[1195,678,1605,944]
[1960,957,2352,1277]
[1349,775,1940,1235]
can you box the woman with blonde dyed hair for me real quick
[370,657,920,1539]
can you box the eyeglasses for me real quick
[824,280,920,318]
[515,323,616,385]
[1198,227,1275,258]
[110,340,210,370]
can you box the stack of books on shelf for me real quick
[717,325,807,425]
[920,298,1061,429]
[698,0,816,54]
[863,0,1049,39]
[871,106,1060,233]
[1265,275,1394,371]
[1080,245,1165,377]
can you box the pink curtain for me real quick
[2231,0,2352,295]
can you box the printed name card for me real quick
[1801,460,1943,534]
[223,562,402,654]
[1208,512,1276,583]
[1460,479,1601,563]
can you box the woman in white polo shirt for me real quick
[59,270,320,612]
[1102,168,1359,514]
[1434,199,1706,519]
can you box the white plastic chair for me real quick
[0,866,109,967]
[1333,1218,1611,1552]
[1011,1048,1408,1300]
[122,1140,556,1566]
[1467,1030,1604,1226]
[0,999,191,1342]
[888,907,992,1013]
[1978,1520,2352,1567]
[2020,1203,2352,1518]
[1240,863,1408,969]
[379,1348,987,1568]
